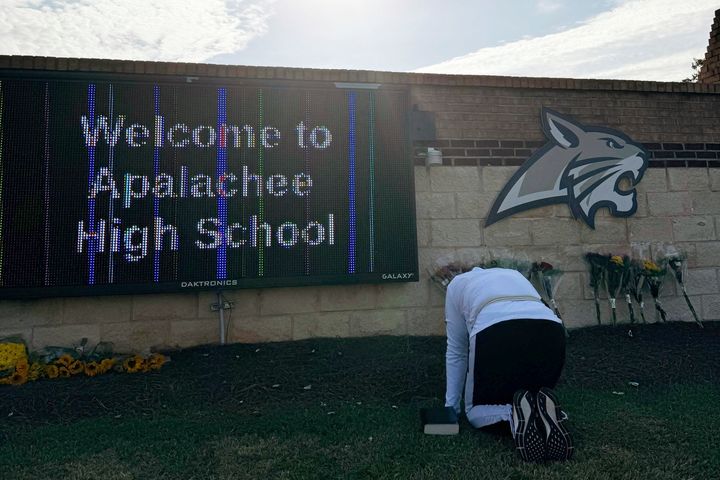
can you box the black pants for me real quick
[471,319,566,406]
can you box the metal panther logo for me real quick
[486,108,649,229]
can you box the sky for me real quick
[0,0,717,82]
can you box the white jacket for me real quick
[444,267,560,415]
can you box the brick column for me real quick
[699,9,720,83]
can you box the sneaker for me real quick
[536,387,574,461]
[511,389,546,463]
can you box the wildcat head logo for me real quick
[486,108,649,229]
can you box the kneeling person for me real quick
[444,266,573,462]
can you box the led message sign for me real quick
[0,72,417,297]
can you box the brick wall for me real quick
[700,8,720,83]
[1,55,720,352]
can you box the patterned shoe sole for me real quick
[512,390,546,463]
[537,387,574,461]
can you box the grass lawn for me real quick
[1,322,718,479]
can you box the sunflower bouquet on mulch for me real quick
[0,337,169,387]
[605,255,628,326]
[641,259,668,323]
[585,253,608,325]
[667,255,703,328]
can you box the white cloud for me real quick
[417,0,717,81]
[0,0,276,62]
[536,1,563,13]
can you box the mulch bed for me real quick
[1,322,717,432]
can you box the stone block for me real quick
[0,298,64,330]
[198,289,260,320]
[484,219,532,246]
[557,245,589,272]
[668,168,709,192]
[414,166,430,192]
[672,217,716,242]
[230,315,292,343]
[531,218,582,246]
[683,268,719,294]
[481,167,517,194]
[629,218,674,242]
[512,205,555,218]
[100,321,170,353]
[417,220,431,247]
[320,284,377,311]
[33,324,101,351]
[701,294,720,320]
[416,192,456,219]
[553,204,574,218]
[456,193,495,219]
[63,296,132,325]
[555,272,584,301]
[133,294,198,322]
[407,307,445,336]
[689,242,720,267]
[377,281,429,309]
[634,193,648,217]
[431,219,482,247]
[418,247,459,274]
[580,219,628,244]
[429,167,481,193]
[690,192,720,215]
[556,300,600,328]
[259,286,319,316]
[647,192,692,216]
[349,309,407,336]
[636,169,667,193]
[292,312,350,340]
[663,295,704,323]
[170,319,220,348]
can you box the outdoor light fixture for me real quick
[424,147,443,168]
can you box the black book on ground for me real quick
[420,406,459,435]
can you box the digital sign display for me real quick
[0,71,417,298]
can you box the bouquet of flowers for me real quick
[641,259,668,323]
[1,337,169,386]
[585,253,608,325]
[667,255,703,328]
[605,255,627,326]
[531,262,563,319]
[429,262,469,292]
[627,260,647,324]
[618,256,638,325]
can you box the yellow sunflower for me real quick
[58,366,71,378]
[56,354,74,367]
[28,362,44,381]
[84,361,100,377]
[45,364,59,379]
[8,370,28,386]
[643,260,661,272]
[123,355,144,373]
[610,255,624,266]
[148,353,166,371]
[99,358,116,374]
[68,360,85,375]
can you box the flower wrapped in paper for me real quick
[585,253,608,325]
[667,255,703,328]
[605,255,627,326]
[641,259,668,323]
